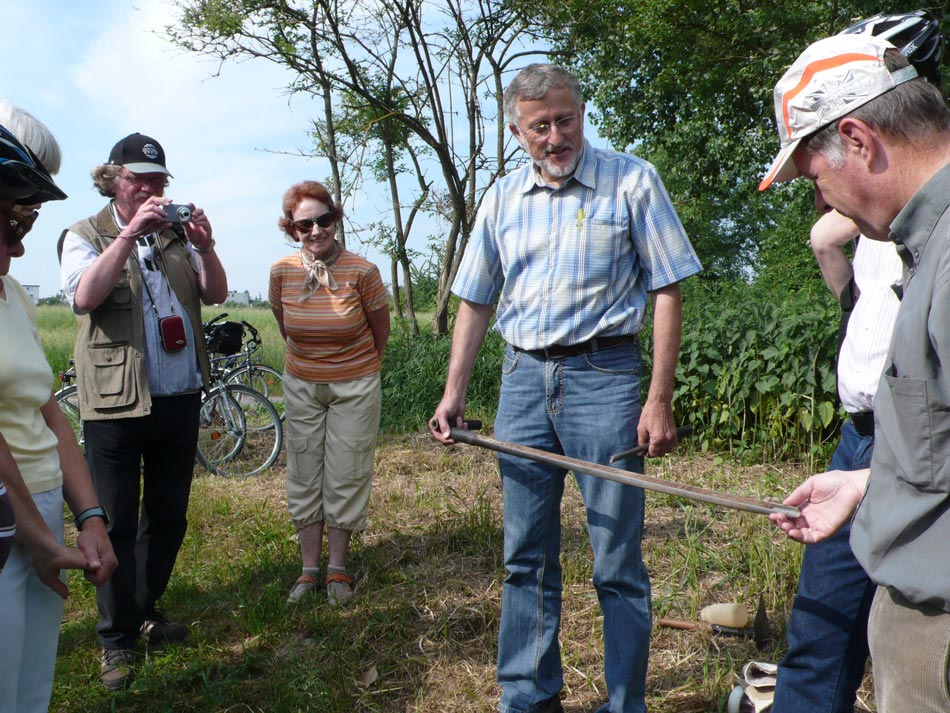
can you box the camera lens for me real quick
[175,206,192,222]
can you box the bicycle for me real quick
[204,312,285,423]
[197,315,283,477]
[58,320,284,477]
[55,361,83,452]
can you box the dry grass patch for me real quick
[52,433,875,712]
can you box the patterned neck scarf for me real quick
[298,241,342,301]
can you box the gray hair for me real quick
[90,163,169,198]
[0,101,62,175]
[805,49,950,163]
[91,164,121,198]
[503,64,584,125]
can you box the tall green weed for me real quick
[669,281,841,465]
[380,318,504,433]
[37,295,843,463]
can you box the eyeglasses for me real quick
[523,115,579,139]
[0,207,38,242]
[118,173,168,189]
[290,214,335,232]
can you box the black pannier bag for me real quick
[207,321,245,355]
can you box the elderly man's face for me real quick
[113,168,166,218]
[793,144,889,241]
[510,87,585,186]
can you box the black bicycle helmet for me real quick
[0,124,67,204]
[841,10,943,85]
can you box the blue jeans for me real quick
[772,420,877,713]
[493,343,651,713]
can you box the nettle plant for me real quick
[659,285,841,464]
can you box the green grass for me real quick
[49,438,876,713]
[37,305,285,380]
[38,305,877,711]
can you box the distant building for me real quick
[226,290,251,306]
[22,284,39,305]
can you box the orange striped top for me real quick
[269,249,388,383]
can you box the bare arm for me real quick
[183,207,228,305]
[40,396,117,587]
[429,299,494,443]
[0,433,88,598]
[365,305,391,362]
[810,210,860,300]
[638,283,683,456]
[73,197,171,312]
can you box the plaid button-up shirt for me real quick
[453,141,702,350]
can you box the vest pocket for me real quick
[88,343,134,407]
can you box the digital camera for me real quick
[164,203,193,223]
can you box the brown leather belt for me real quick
[515,335,636,359]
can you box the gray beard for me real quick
[534,145,582,180]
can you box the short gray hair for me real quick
[503,64,583,126]
[0,101,62,175]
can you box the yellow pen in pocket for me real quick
[577,208,584,229]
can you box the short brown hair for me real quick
[278,180,344,242]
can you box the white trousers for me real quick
[0,487,65,713]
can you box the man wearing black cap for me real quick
[59,133,227,690]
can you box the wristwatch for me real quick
[75,506,109,529]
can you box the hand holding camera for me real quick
[163,203,192,223]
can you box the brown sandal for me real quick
[325,571,354,606]
[286,574,318,605]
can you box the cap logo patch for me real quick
[142,144,160,160]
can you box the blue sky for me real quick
[1,0,350,299]
[3,1,609,301]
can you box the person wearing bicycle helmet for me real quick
[0,112,117,713]
[59,133,227,691]
[762,28,950,713]
[768,12,945,713]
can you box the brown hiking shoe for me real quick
[99,648,135,691]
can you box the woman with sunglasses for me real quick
[0,113,117,713]
[269,180,389,606]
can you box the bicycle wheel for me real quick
[196,386,246,472]
[197,384,282,477]
[224,364,285,423]
[56,385,84,452]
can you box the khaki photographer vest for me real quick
[65,205,211,420]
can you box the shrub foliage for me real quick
[40,294,843,463]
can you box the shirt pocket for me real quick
[882,374,950,492]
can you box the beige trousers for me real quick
[283,371,381,531]
[868,585,950,712]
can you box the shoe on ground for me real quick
[326,571,354,607]
[100,648,135,691]
[535,695,564,713]
[140,610,189,645]
[286,574,318,605]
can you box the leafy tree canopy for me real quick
[520,0,948,283]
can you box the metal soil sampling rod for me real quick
[447,426,800,519]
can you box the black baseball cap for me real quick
[108,132,172,176]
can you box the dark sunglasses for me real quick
[0,207,38,242]
[290,214,335,232]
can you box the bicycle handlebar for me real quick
[202,312,229,332]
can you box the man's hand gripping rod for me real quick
[443,422,799,518]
